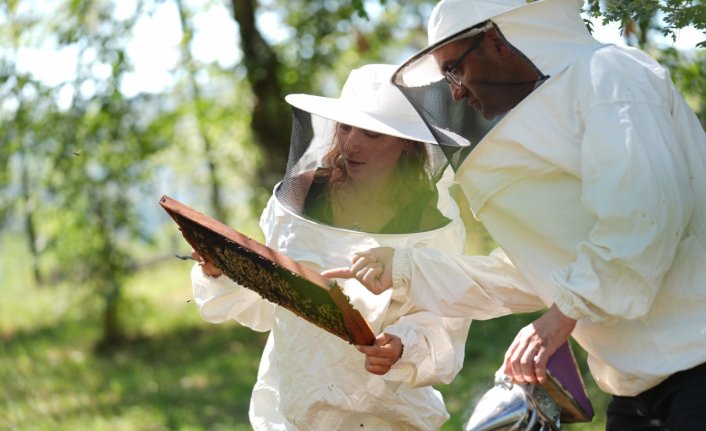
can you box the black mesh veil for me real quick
[392,22,547,171]
[275,107,455,234]
[396,79,498,171]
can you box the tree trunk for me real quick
[20,152,43,286]
[176,0,227,222]
[93,193,125,349]
[230,0,291,191]
[102,279,122,345]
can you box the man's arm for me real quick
[323,246,545,319]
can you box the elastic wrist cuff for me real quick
[392,248,411,291]
[552,288,584,321]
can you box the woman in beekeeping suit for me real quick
[190,64,476,430]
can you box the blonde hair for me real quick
[314,124,435,208]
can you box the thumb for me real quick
[320,267,354,279]
[375,332,395,346]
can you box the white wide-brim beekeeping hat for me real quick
[427,0,529,49]
[285,64,437,144]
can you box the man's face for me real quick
[433,30,537,120]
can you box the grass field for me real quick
[1,234,609,430]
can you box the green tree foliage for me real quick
[660,47,706,124]
[175,0,228,222]
[1,0,170,345]
[585,0,705,47]
[1,0,703,349]
[230,0,432,201]
[583,0,705,124]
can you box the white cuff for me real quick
[552,287,585,321]
[382,325,420,384]
[392,248,411,294]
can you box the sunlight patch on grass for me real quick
[122,259,205,335]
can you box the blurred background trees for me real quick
[0,0,703,428]
[1,0,440,346]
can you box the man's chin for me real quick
[480,112,494,120]
[480,104,510,121]
[480,109,498,121]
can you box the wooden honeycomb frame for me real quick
[160,195,375,346]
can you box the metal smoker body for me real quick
[464,374,561,431]
[464,342,594,431]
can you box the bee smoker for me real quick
[464,342,594,431]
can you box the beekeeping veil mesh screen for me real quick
[391,21,547,171]
[274,64,455,234]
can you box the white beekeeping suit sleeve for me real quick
[552,85,693,322]
[191,264,275,332]
[383,311,471,388]
[191,194,280,332]
[393,246,545,320]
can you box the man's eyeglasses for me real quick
[443,33,485,87]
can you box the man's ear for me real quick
[484,27,506,53]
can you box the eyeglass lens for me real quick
[444,33,485,86]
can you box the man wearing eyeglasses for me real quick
[324,0,706,429]
[436,20,546,121]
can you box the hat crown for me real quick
[285,63,436,143]
[428,0,527,46]
[339,64,419,122]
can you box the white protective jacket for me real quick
[192,181,471,430]
[393,0,706,396]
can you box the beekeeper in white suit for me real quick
[191,64,475,430]
[323,1,706,429]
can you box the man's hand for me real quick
[357,332,403,375]
[503,303,576,384]
[191,249,223,278]
[320,247,394,294]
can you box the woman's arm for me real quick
[191,264,276,332]
[377,312,471,387]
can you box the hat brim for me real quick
[285,94,438,145]
[392,0,549,87]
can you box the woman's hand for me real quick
[320,247,394,294]
[191,249,223,278]
[357,332,403,375]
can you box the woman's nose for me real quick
[342,128,365,152]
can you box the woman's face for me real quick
[336,124,408,183]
